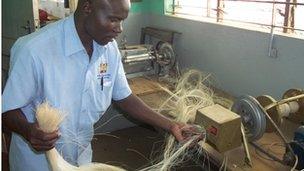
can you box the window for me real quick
[166,0,304,37]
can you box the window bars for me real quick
[169,0,304,35]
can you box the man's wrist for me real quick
[18,113,34,141]
[20,121,32,141]
[168,121,179,133]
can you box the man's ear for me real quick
[82,0,92,15]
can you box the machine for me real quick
[195,104,242,153]
[232,89,304,169]
[285,126,304,170]
[119,41,175,78]
[195,88,304,169]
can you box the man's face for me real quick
[84,0,130,45]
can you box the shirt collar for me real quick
[64,14,85,57]
[94,41,107,55]
[64,14,109,57]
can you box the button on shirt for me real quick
[2,15,132,171]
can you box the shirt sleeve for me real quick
[111,42,132,101]
[2,43,39,114]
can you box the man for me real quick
[2,0,201,170]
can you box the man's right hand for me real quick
[2,109,60,152]
[25,123,60,152]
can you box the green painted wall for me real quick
[148,0,164,14]
[130,0,164,14]
[130,0,149,13]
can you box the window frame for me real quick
[167,0,304,35]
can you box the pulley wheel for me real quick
[232,95,266,141]
[156,41,175,68]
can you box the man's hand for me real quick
[25,123,59,152]
[169,122,205,143]
[2,109,60,152]
[114,94,205,144]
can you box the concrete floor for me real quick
[92,125,215,171]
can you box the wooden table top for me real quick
[129,77,299,171]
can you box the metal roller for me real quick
[122,54,154,63]
[120,42,175,77]
[282,88,304,124]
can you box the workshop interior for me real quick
[2,0,304,171]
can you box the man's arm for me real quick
[2,109,59,151]
[114,94,198,141]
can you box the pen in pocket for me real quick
[100,76,103,91]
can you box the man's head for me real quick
[76,0,131,45]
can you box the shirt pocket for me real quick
[89,76,113,120]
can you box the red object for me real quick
[208,126,218,136]
[39,9,48,22]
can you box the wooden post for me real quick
[217,0,224,22]
[283,0,296,33]
[173,0,176,15]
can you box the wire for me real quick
[219,156,225,171]
[255,95,303,162]
[254,142,285,161]
[255,101,295,156]
[290,155,298,171]
[267,142,285,155]
[251,141,285,164]
[219,155,228,171]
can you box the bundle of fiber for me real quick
[157,69,215,122]
[35,102,126,171]
[139,136,201,171]
[139,69,213,171]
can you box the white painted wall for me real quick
[123,13,304,99]
[117,13,150,46]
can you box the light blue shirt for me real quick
[2,14,132,171]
